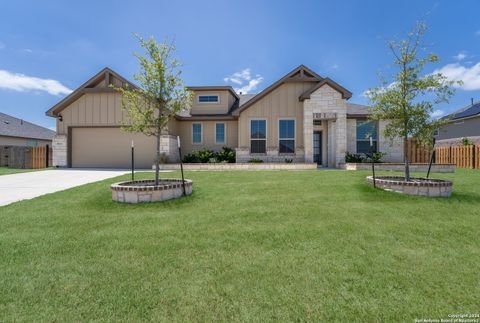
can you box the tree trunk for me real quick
[155,132,161,185]
[404,135,410,182]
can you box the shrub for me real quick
[284,158,293,163]
[216,147,236,163]
[248,158,264,163]
[365,151,386,163]
[462,137,473,146]
[345,152,364,163]
[182,147,236,163]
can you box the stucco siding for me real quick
[176,120,238,155]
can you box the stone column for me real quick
[52,135,67,167]
[303,103,314,163]
[335,113,347,166]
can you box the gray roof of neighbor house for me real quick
[0,112,55,140]
[444,101,480,121]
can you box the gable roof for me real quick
[45,67,137,117]
[443,101,480,121]
[187,86,240,100]
[0,112,55,140]
[299,77,352,100]
[232,65,323,116]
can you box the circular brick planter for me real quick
[111,179,193,203]
[366,176,452,197]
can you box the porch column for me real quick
[303,102,314,163]
[334,113,347,166]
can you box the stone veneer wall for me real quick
[158,162,317,171]
[161,135,180,163]
[346,119,356,153]
[235,147,305,163]
[303,85,347,166]
[52,135,67,167]
[378,120,404,162]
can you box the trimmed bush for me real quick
[182,147,236,163]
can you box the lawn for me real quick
[0,167,39,176]
[0,169,478,322]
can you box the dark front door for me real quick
[313,131,322,165]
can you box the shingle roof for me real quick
[445,101,480,121]
[238,94,256,106]
[0,112,55,140]
[347,103,371,116]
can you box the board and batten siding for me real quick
[237,82,314,149]
[190,90,236,115]
[176,120,238,155]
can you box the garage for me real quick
[71,127,156,168]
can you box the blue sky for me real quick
[1,0,480,129]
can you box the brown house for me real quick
[46,65,403,168]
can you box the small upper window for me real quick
[198,95,219,103]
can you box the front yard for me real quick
[0,167,39,176]
[0,169,478,321]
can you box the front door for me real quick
[313,131,322,165]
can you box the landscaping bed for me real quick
[111,179,192,203]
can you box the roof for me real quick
[444,101,480,121]
[346,103,371,117]
[232,65,324,115]
[186,86,239,100]
[0,112,55,140]
[46,67,137,117]
[238,94,256,106]
[299,77,352,100]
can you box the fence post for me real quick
[46,145,49,168]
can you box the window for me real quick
[26,139,38,147]
[279,119,295,154]
[356,120,377,154]
[192,123,202,144]
[215,123,225,144]
[198,95,219,103]
[250,120,266,154]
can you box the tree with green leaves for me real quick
[113,34,192,185]
[367,22,458,181]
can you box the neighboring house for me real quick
[0,112,55,147]
[46,65,403,168]
[435,100,480,146]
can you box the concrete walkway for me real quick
[0,169,130,206]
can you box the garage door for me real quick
[71,128,157,168]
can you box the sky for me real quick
[1,0,480,130]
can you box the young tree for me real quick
[114,35,192,185]
[367,22,457,181]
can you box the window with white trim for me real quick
[215,123,225,144]
[198,95,219,103]
[250,120,266,154]
[279,119,295,154]
[356,120,377,154]
[192,123,202,144]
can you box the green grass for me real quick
[0,169,479,322]
[0,167,40,175]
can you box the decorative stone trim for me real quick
[366,176,452,197]
[341,163,455,173]
[111,178,193,203]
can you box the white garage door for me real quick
[71,127,157,168]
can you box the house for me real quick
[46,65,403,168]
[0,112,55,147]
[435,100,480,146]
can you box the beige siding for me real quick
[0,136,51,147]
[176,120,238,155]
[237,82,314,149]
[57,92,130,134]
[190,90,232,115]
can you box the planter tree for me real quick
[114,35,192,185]
[367,22,457,181]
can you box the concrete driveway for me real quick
[0,169,130,206]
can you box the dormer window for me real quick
[198,95,219,103]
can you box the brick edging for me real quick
[111,178,193,191]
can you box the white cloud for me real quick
[453,52,467,61]
[434,62,480,91]
[224,68,263,94]
[431,109,444,118]
[0,69,72,96]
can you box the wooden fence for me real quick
[407,139,480,169]
[0,145,52,169]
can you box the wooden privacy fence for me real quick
[0,145,52,169]
[407,139,480,169]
